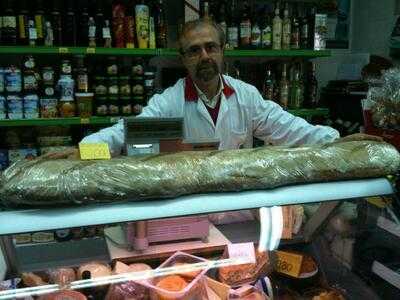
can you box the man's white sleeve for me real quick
[251,87,339,146]
[80,92,172,155]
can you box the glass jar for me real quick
[132,77,144,96]
[119,76,131,96]
[108,95,120,116]
[60,60,72,75]
[95,96,108,116]
[5,67,22,93]
[94,76,107,95]
[59,100,76,117]
[120,96,132,116]
[106,56,118,76]
[108,77,119,95]
[42,67,55,85]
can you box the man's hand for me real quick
[336,133,384,143]
[41,148,79,160]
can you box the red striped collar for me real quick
[184,75,235,102]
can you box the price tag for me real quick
[80,118,90,124]
[276,251,303,278]
[58,47,69,54]
[79,143,111,160]
[227,243,256,264]
[86,47,96,54]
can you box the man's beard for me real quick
[196,59,220,82]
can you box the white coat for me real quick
[81,75,339,154]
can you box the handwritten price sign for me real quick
[276,251,303,277]
[79,143,111,160]
[227,243,256,264]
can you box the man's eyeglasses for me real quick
[181,42,222,58]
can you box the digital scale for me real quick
[123,117,219,251]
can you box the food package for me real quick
[47,268,76,286]
[37,290,87,300]
[367,68,400,130]
[1,141,399,207]
[77,262,112,280]
[139,252,209,300]
[218,250,270,287]
[229,285,268,300]
[105,261,152,300]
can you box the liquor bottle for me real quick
[135,0,150,49]
[227,1,239,49]
[102,20,112,48]
[64,0,77,46]
[291,3,300,49]
[239,1,251,48]
[2,0,17,45]
[279,64,289,109]
[28,20,37,46]
[272,3,282,50]
[17,0,29,45]
[154,0,167,48]
[149,14,156,48]
[251,18,261,49]
[262,66,275,101]
[282,3,291,50]
[300,4,309,49]
[289,69,304,109]
[308,6,317,50]
[88,17,96,47]
[44,21,54,46]
[78,0,90,46]
[124,1,136,49]
[305,62,318,108]
[95,0,105,44]
[34,0,45,46]
[260,6,272,49]
[50,0,63,46]
[218,1,227,40]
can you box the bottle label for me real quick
[29,27,37,40]
[273,22,282,49]
[102,27,111,39]
[261,26,272,47]
[24,94,39,119]
[18,16,27,38]
[240,22,251,38]
[3,16,16,28]
[251,28,261,47]
[44,86,55,96]
[23,74,39,91]
[89,25,96,38]
[282,23,291,46]
[5,71,22,93]
[227,27,239,48]
[78,74,88,91]
[42,70,54,82]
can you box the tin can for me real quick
[0,95,6,119]
[40,98,58,118]
[7,94,23,119]
[5,67,22,93]
[24,94,39,119]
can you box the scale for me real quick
[123,117,219,251]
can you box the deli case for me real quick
[0,177,399,299]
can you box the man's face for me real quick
[180,25,223,83]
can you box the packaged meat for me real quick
[229,285,268,300]
[21,272,48,287]
[1,141,399,207]
[139,252,209,300]
[77,262,111,280]
[47,268,76,286]
[38,290,87,300]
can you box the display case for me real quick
[0,177,398,299]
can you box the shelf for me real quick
[0,109,328,127]
[0,46,331,58]
[0,178,393,236]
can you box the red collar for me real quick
[184,76,235,102]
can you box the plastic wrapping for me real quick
[367,68,400,129]
[0,141,399,207]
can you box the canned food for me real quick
[23,94,39,119]
[40,98,58,118]
[5,67,22,93]
[7,94,23,119]
[0,95,6,119]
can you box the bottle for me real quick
[291,4,300,49]
[74,56,89,93]
[17,0,29,45]
[2,0,17,45]
[28,20,37,46]
[102,20,112,48]
[78,0,90,46]
[124,2,136,49]
[308,6,317,50]
[64,0,77,46]
[154,0,167,48]
[272,3,282,50]
[239,1,251,48]
[289,69,304,109]
[251,21,261,49]
[135,0,150,48]
[300,4,309,49]
[260,6,272,49]
[262,67,275,101]
[44,21,54,46]
[279,64,289,109]
[149,15,157,49]
[88,17,96,47]
[282,3,291,50]
[226,1,239,49]
[203,1,210,20]
[305,62,318,108]
[34,0,45,46]
[50,0,62,46]
[95,0,105,44]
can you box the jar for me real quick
[23,94,39,119]
[144,71,155,90]
[120,96,132,116]
[5,67,22,93]
[59,100,76,117]
[132,59,144,76]
[132,96,145,115]
[42,67,55,85]
[132,77,144,95]
[75,92,94,118]
[106,56,118,76]
[119,76,131,96]
[94,77,107,95]
[23,56,36,70]
[23,70,39,92]
[95,96,108,116]
[61,60,72,75]
[108,77,119,95]
[40,98,58,118]
[57,75,75,101]
[7,94,23,119]
[108,96,120,116]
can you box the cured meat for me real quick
[1,141,399,207]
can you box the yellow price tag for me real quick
[86,47,96,54]
[58,47,69,53]
[276,251,303,278]
[79,143,111,160]
[80,118,90,124]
